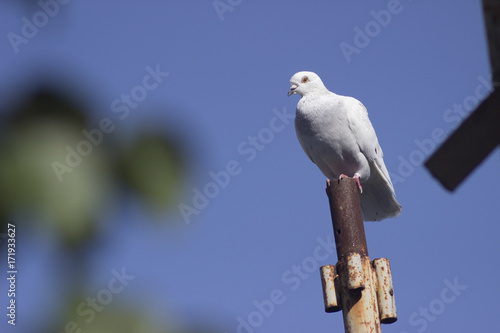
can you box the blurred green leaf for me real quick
[119,133,184,213]
[0,90,113,246]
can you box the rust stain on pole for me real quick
[320,265,342,313]
[326,179,368,259]
[326,178,381,333]
[346,253,365,291]
[336,257,381,333]
[373,258,398,324]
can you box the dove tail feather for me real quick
[360,161,402,221]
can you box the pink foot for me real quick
[338,173,363,193]
[338,174,349,181]
[353,173,363,194]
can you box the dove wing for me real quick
[344,98,401,220]
[345,100,380,161]
[345,99,395,191]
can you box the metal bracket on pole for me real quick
[320,178,397,332]
[320,264,341,313]
[373,258,397,324]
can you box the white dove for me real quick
[288,71,401,221]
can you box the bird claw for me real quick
[338,174,349,181]
[338,173,363,194]
[353,173,363,194]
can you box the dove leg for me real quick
[338,174,349,180]
[338,174,363,193]
[353,173,363,194]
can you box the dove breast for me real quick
[295,93,371,182]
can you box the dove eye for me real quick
[301,76,309,83]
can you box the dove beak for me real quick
[288,84,298,97]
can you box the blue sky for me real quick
[1,1,499,332]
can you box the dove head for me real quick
[288,71,328,97]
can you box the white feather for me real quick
[290,71,401,221]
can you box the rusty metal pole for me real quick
[325,178,381,333]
